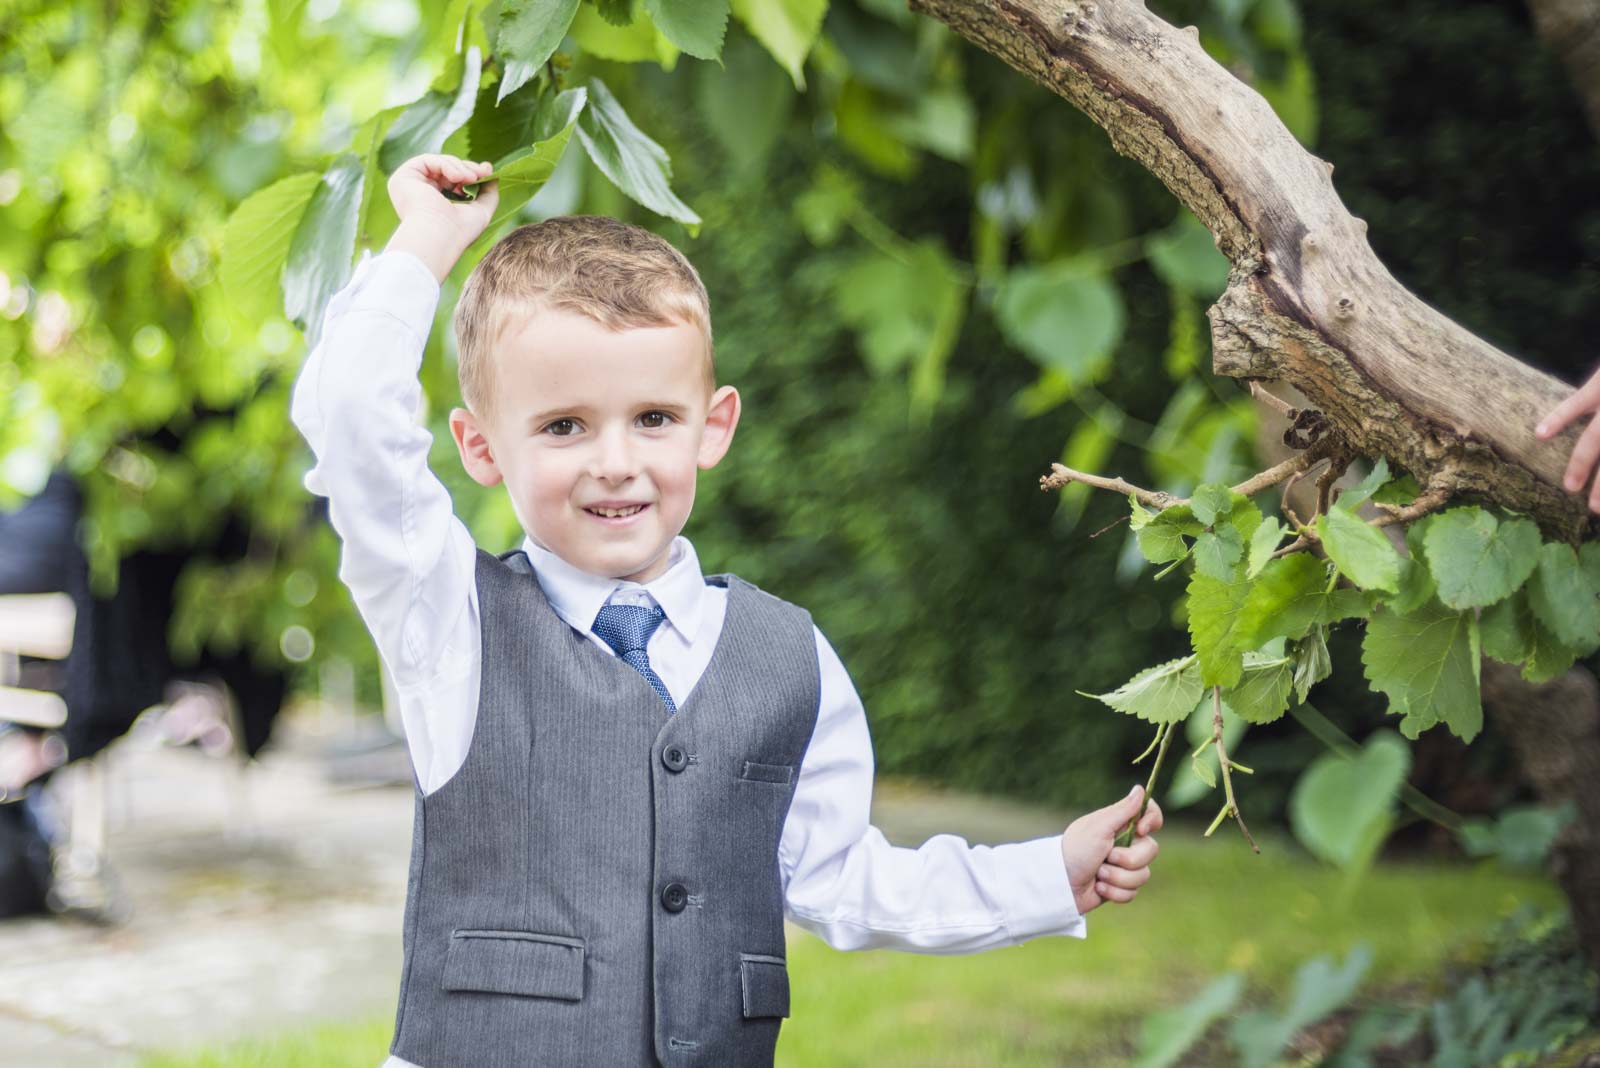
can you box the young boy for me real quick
[291,153,1163,1068]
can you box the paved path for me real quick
[0,713,1069,1067]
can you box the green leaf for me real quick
[1190,482,1234,527]
[1137,524,1190,565]
[496,0,581,102]
[731,0,827,89]
[994,263,1125,387]
[1228,651,1295,724]
[595,0,637,25]
[482,103,581,229]
[380,47,484,171]
[1145,211,1229,298]
[1192,525,1244,581]
[695,29,793,173]
[570,3,680,67]
[1237,553,1372,646]
[1131,973,1245,1068]
[1188,570,1252,688]
[1422,506,1540,610]
[830,240,965,406]
[282,153,365,345]
[1480,588,1582,684]
[1231,948,1373,1068]
[220,171,321,322]
[1362,601,1482,742]
[1078,655,1204,724]
[1291,731,1409,871]
[1527,541,1600,653]
[466,76,548,164]
[1292,626,1332,703]
[1316,507,1401,592]
[574,77,701,228]
[352,105,405,250]
[1389,516,1437,615]
[1247,516,1286,578]
[642,0,729,59]
[1333,457,1390,511]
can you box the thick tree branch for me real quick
[910,0,1597,543]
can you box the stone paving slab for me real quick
[0,713,1074,1067]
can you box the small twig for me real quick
[1280,468,1316,534]
[1040,464,1183,509]
[1088,514,1130,539]
[1228,437,1337,499]
[1247,379,1295,419]
[1314,450,1353,521]
[1212,686,1260,853]
[1373,483,1454,527]
[1269,534,1313,559]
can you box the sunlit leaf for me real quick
[496,0,581,102]
[282,153,364,345]
[1362,601,1482,742]
[643,0,729,59]
[575,77,701,227]
[1077,655,1204,724]
[1422,506,1540,610]
[220,171,320,322]
[380,47,484,170]
[731,0,827,89]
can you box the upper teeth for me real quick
[592,505,643,518]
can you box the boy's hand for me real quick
[1059,785,1162,914]
[384,154,499,283]
[1536,363,1600,515]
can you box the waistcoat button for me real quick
[662,745,688,773]
[661,882,688,912]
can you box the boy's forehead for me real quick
[491,304,715,392]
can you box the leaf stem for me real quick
[1116,718,1175,848]
[1212,686,1260,853]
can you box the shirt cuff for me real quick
[341,249,442,342]
[990,835,1087,942]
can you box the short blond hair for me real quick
[453,215,713,415]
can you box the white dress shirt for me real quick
[289,252,1084,1068]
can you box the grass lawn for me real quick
[141,823,1560,1067]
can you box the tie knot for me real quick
[593,603,665,657]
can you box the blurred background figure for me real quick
[0,466,289,923]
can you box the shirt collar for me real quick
[520,535,708,642]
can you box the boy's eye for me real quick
[544,418,578,436]
[638,411,672,429]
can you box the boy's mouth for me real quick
[584,503,649,520]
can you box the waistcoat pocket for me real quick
[739,761,794,785]
[442,929,586,1001]
[738,953,790,1018]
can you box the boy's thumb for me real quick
[1109,784,1144,824]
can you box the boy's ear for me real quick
[450,407,504,488]
[697,385,741,470]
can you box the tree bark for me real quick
[909,0,1597,543]
[1481,661,1600,978]
[1526,0,1600,141]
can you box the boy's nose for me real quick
[588,430,636,483]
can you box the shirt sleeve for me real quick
[778,627,1086,953]
[288,250,481,793]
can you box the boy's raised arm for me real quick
[288,156,497,785]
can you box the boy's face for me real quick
[449,306,738,584]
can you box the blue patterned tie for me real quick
[593,603,677,714]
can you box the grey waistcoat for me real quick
[389,549,822,1068]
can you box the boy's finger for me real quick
[1095,882,1137,904]
[1540,376,1600,439]
[1107,837,1157,870]
[1563,417,1600,494]
[1135,798,1164,836]
[1097,864,1149,891]
[1101,784,1145,830]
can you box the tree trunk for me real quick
[908,0,1600,968]
[908,0,1596,544]
[1525,0,1600,141]
[1481,661,1600,978]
